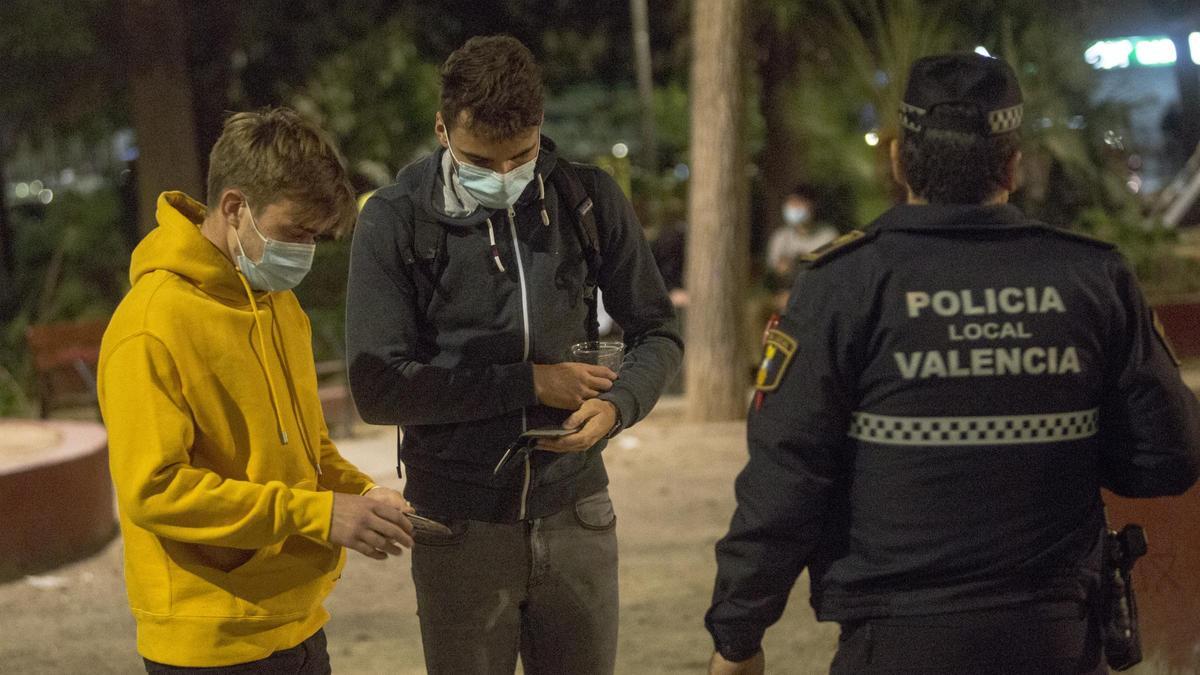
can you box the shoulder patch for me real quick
[755,329,798,393]
[1036,225,1116,250]
[798,229,872,266]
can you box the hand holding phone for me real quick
[519,425,583,439]
[493,425,583,476]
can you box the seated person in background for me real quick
[765,185,837,309]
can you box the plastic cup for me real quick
[569,341,625,373]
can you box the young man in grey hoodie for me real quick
[346,35,682,674]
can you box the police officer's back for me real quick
[705,53,1200,675]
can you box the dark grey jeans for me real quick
[410,488,619,675]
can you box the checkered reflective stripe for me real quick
[899,102,926,132]
[987,104,1023,134]
[848,408,1099,446]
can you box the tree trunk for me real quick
[630,0,658,170]
[755,12,805,267]
[0,153,14,322]
[187,0,240,188]
[121,0,203,236]
[1171,31,1200,160]
[685,0,749,422]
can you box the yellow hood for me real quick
[130,192,258,306]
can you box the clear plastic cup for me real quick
[569,341,625,373]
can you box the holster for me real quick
[1101,523,1147,671]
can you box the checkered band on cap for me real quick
[899,102,1023,136]
[899,102,925,132]
[987,104,1023,134]
[848,409,1099,446]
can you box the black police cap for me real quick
[900,52,1023,137]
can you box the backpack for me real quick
[399,158,604,343]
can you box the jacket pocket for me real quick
[166,536,341,619]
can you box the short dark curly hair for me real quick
[898,104,1021,204]
[440,35,544,141]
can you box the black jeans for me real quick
[143,629,330,674]
[830,605,1106,675]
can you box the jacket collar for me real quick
[869,203,1034,233]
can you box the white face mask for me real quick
[233,201,315,292]
[446,132,539,210]
[782,204,811,227]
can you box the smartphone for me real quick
[519,425,582,439]
[406,512,453,536]
[493,426,582,476]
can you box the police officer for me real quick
[705,52,1200,675]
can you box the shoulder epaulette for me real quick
[1035,225,1116,250]
[798,229,875,267]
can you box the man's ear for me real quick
[889,139,906,189]
[1001,150,1022,192]
[434,111,449,149]
[217,189,246,227]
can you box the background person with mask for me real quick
[764,185,837,309]
[98,107,414,673]
[346,35,682,674]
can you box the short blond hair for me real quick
[206,107,356,237]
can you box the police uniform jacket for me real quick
[706,203,1200,659]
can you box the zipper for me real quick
[508,207,531,362]
[509,207,534,520]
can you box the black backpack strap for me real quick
[550,159,602,342]
[396,194,448,317]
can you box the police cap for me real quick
[900,52,1023,137]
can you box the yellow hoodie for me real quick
[98,192,376,667]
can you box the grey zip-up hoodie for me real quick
[346,136,683,521]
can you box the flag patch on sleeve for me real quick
[755,329,798,392]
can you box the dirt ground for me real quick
[0,397,841,674]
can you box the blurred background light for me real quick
[1086,39,1134,69]
[1134,38,1176,66]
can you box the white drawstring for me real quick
[486,217,507,273]
[537,173,550,226]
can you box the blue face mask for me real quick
[782,204,811,227]
[447,133,539,210]
[234,201,316,292]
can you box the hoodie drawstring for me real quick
[237,274,291,447]
[537,173,550,226]
[235,270,324,470]
[486,217,507,273]
[234,274,319,472]
[487,174,547,272]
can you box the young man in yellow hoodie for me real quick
[99,107,414,673]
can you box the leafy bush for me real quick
[0,187,129,415]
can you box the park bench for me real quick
[25,318,107,419]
